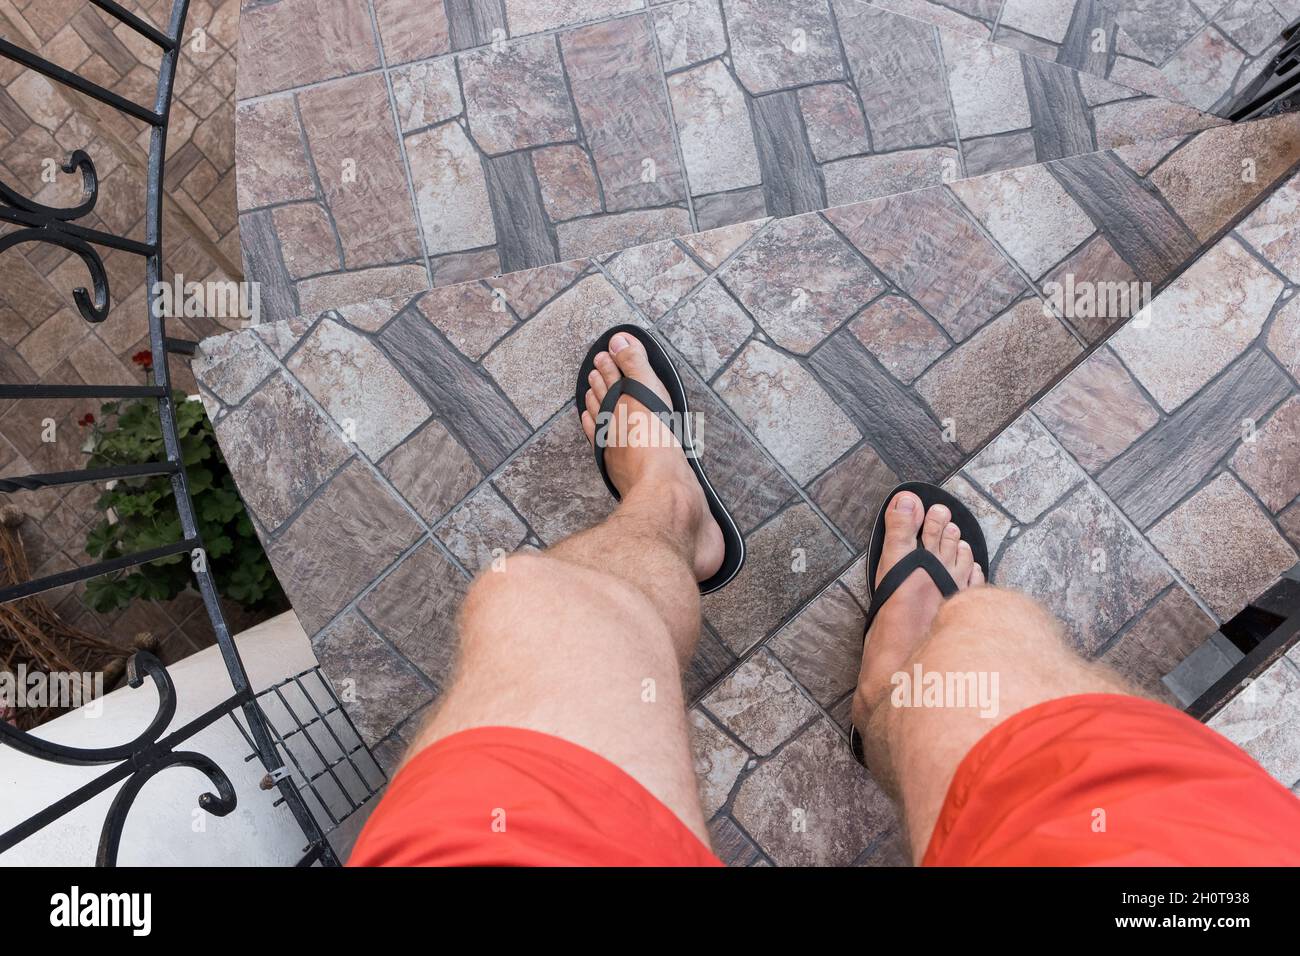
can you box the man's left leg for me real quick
[400,333,724,845]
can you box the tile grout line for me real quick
[931,22,969,179]
[365,0,438,294]
[644,3,702,234]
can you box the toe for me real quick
[955,539,974,587]
[609,332,672,407]
[581,410,597,445]
[971,563,986,587]
[921,504,950,553]
[876,492,922,587]
[594,350,621,389]
[588,368,608,403]
[585,385,601,422]
[939,521,961,566]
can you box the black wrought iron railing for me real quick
[0,0,374,866]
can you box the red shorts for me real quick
[349,695,1300,867]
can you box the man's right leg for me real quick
[852,492,1140,861]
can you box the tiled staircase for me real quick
[200,0,1300,864]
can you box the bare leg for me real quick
[406,333,724,844]
[852,492,1141,863]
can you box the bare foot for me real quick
[580,332,725,583]
[851,491,984,734]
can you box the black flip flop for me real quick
[575,324,745,595]
[849,481,988,767]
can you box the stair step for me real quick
[196,113,1300,740]
[235,0,1231,323]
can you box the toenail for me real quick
[958,541,971,551]
[897,495,914,512]
[945,523,959,537]
[610,334,628,353]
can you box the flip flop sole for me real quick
[575,323,745,595]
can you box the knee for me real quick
[924,586,1063,658]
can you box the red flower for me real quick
[78,412,95,427]
[131,349,153,369]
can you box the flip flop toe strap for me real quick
[863,548,960,635]
[593,378,676,500]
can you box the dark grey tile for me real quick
[1022,55,1095,160]
[751,90,825,218]
[483,151,559,273]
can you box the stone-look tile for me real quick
[312,611,433,745]
[379,418,482,524]
[234,98,314,209]
[373,0,451,65]
[490,261,587,319]
[1281,501,1300,552]
[942,31,1031,140]
[689,709,748,817]
[293,77,418,274]
[285,319,430,460]
[378,310,534,472]
[215,372,351,529]
[658,279,754,379]
[719,214,883,354]
[848,295,950,386]
[1239,175,1300,283]
[504,0,643,34]
[1208,658,1300,788]
[607,241,707,320]
[531,145,602,222]
[483,274,638,426]
[807,442,899,548]
[858,828,913,867]
[1035,347,1160,473]
[767,582,865,707]
[482,151,560,273]
[1050,147,1199,287]
[238,0,379,98]
[685,627,739,702]
[951,163,1097,278]
[556,208,695,261]
[668,60,762,197]
[1110,239,1283,412]
[1269,294,1300,383]
[193,332,278,405]
[416,282,515,361]
[435,485,530,571]
[560,16,686,211]
[702,649,819,755]
[730,719,896,867]
[430,249,503,286]
[750,90,827,217]
[797,83,869,163]
[822,147,960,208]
[391,59,462,132]
[1153,26,1246,112]
[295,265,432,316]
[714,340,862,485]
[1148,473,1298,619]
[703,503,851,653]
[1091,97,1223,150]
[808,327,963,481]
[826,190,1027,342]
[1149,114,1300,242]
[1099,586,1216,703]
[724,0,844,94]
[273,204,341,279]
[915,298,1082,453]
[493,414,614,546]
[1099,350,1292,529]
[405,122,497,258]
[268,461,424,635]
[460,35,577,155]
[680,219,768,270]
[964,414,1083,523]
[1041,235,1142,343]
[694,189,770,231]
[654,0,729,72]
[709,814,764,866]
[1231,396,1300,514]
[359,541,470,688]
[961,130,1039,177]
[833,0,954,151]
[996,482,1173,655]
[943,474,1013,559]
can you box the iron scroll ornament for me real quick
[0,150,112,323]
[0,652,239,866]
